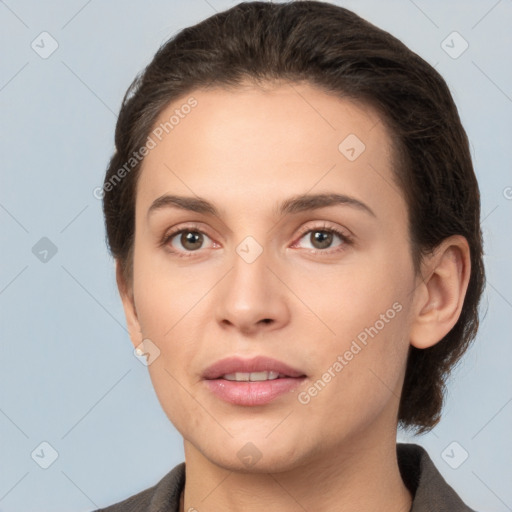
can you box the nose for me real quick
[214,242,290,336]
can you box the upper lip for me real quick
[202,356,306,380]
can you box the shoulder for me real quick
[397,443,477,512]
[91,462,185,512]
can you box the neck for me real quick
[180,430,412,512]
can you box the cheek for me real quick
[131,240,210,339]
[130,247,203,416]
[293,251,413,418]
[298,245,412,346]
[296,304,411,438]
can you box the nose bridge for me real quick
[214,235,289,332]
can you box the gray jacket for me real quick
[92,443,476,511]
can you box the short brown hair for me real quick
[102,1,485,433]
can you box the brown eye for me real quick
[310,230,333,249]
[293,226,350,255]
[179,231,204,251]
[162,225,218,258]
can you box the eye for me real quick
[162,226,217,257]
[292,224,352,254]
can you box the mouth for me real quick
[202,355,306,380]
[202,355,307,406]
[221,370,292,381]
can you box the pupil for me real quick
[182,231,202,250]
[312,231,332,249]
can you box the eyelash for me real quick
[293,223,353,255]
[160,223,353,258]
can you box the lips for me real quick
[201,355,306,380]
[201,356,307,406]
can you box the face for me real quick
[122,81,419,473]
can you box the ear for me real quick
[116,260,142,349]
[409,235,471,349]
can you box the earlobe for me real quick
[115,260,142,349]
[409,235,471,350]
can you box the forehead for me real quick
[136,82,404,221]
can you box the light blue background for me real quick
[0,1,511,511]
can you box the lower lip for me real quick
[203,377,306,406]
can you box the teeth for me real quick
[222,371,281,382]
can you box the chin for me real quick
[188,431,313,474]
[207,447,307,474]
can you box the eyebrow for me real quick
[147,192,376,218]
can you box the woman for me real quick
[94,2,484,510]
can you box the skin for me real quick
[117,81,471,512]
